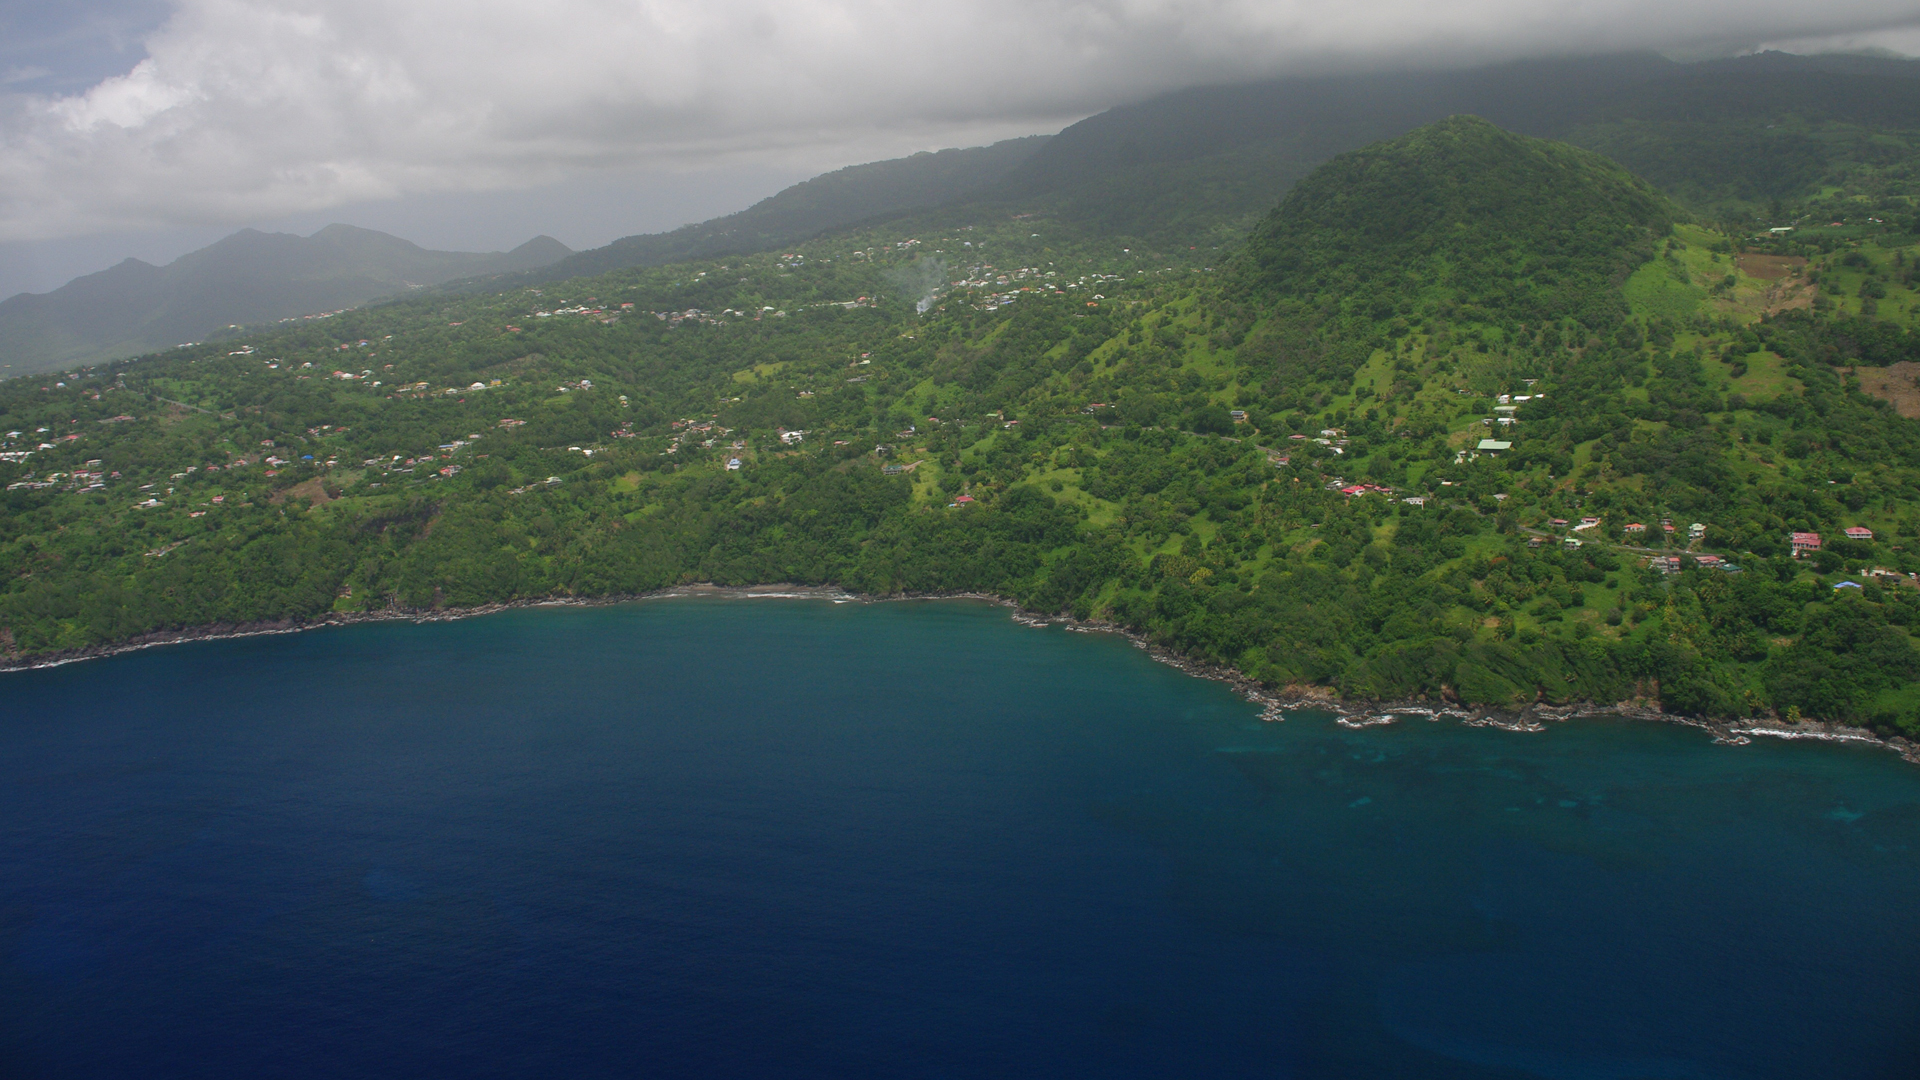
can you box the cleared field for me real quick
[1848,362,1920,419]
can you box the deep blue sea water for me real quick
[2,598,1917,1079]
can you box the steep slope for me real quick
[0,226,572,376]
[526,136,1050,282]
[992,55,1676,232]
[1559,69,1920,213]
[1239,115,1675,333]
[906,53,1920,247]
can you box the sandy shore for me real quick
[5,584,1915,766]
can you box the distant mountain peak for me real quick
[0,225,573,374]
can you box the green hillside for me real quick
[1238,116,1673,364]
[6,117,1920,739]
[517,137,1051,283]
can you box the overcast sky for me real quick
[2,0,1918,296]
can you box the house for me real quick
[1229,409,1247,424]
[726,458,742,471]
[1689,523,1706,539]
[1624,523,1646,534]
[1790,532,1822,556]
[1649,555,1682,574]
[1476,439,1511,453]
[1402,496,1425,506]
[1574,517,1601,531]
[1563,537,1583,549]
[953,495,975,505]
[1694,555,1725,568]
[1549,518,1569,528]
[1845,527,1874,541]
[1527,536,1545,548]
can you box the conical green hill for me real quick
[1238,115,1677,333]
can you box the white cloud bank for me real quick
[3,0,1918,242]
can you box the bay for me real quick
[1,597,1917,1078]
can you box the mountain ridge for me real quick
[0,225,573,376]
[519,136,1052,284]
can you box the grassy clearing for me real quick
[1725,350,1799,401]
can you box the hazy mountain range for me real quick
[0,227,573,377]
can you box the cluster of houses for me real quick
[1619,519,1707,542]
[533,303,610,320]
[1519,516,1891,576]
[1286,428,1350,455]
[650,307,758,326]
[944,267,1126,312]
[1788,527,1875,555]
[1455,392,1549,460]
[1645,554,1736,574]
[1334,482,1394,498]
[664,418,731,455]
[506,476,564,495]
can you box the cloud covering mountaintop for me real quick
[3,0,1919,243]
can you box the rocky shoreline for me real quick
[5,585,1916,766]
[998,602,1920,766]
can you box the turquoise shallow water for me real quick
[1,597,1917,1078]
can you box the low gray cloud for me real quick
[3,0,1917,242]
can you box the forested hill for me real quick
[1240,117,1674,332]
[7,115,1920,743]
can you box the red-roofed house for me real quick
[1624,523,1646,535]
[1790,532,1821,556]
[1845,527,1874,541]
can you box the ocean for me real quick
[1,597,1916,1078]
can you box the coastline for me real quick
[5,584,1916,766]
